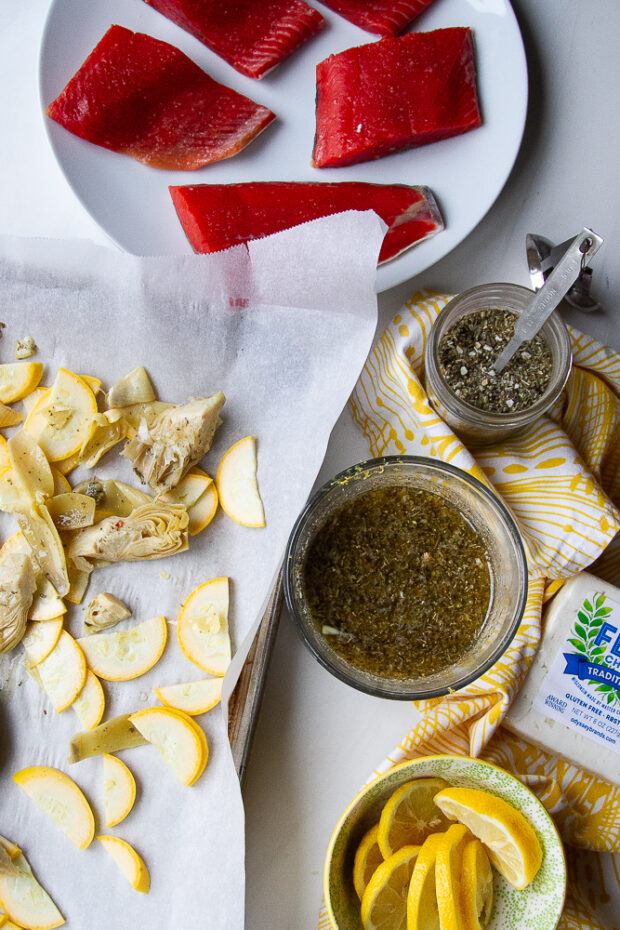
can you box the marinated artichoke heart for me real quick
[122,393,225,493]
[66,501,189,565]
[106,366,156,408]
[84,592,131,634]
[0,551,36,653]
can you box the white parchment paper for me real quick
[0,212,382,930]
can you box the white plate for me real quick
[39,0,527,292]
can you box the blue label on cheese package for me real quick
[534,589,620,754]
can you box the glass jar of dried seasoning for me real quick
[424,283,573,445]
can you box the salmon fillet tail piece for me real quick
[319,0,438,36]
[46,25,276,171]
[169,181,444,264]
[312,27,482,169]
[142,0,325,79]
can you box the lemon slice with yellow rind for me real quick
[435,824,471,930]
[177,578,231,675]
[461,838,494,930]
[434,787,543,890]
[377,778,450,858]
[130,706,208,786]
[0,363,43,404]
[102,754,136,827]
[24,369,97,462]
[353,823,383,901]
[360,844,420,930]
[77,615,167,682]
[406,832,444,930]
[13,766,95,850]
[97,835,150,894]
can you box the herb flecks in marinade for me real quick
[303,486,491,679]
[438,307,553,413]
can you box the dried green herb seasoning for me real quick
[437,308,553,413]
[302,485,491,679]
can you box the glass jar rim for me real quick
[283,455,528,700]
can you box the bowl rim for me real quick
[323,753,567,930]
[284,455,528,700]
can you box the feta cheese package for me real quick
[506,572,620,785]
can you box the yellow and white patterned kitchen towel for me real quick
[319,292,620,930]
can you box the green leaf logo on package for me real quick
[563,593,620,705]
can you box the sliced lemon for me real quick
[0,363,43,404]
[0,851,64,929]
[96,836,150,894]
[353,823,383,901]
[34,630,87,713]
[434,787,543,890]
[21,619,63,667]
[130,706,208,786]
[77,615,167,682]
[216,435,265,527]
[13,766,95,850]
[72,670,105,731]
[24,369,97,462]
[461,839,494,930]
[435,824,471,930]
[102,754,136,827]
[377,778,451,858]
[154,677,223,716]
[406,832,443,930]
[360,844,420,930]
[177,578,231,675]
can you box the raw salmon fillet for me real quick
[169,182,444,263]
[313,28,481,168]
[320,0,437,36]
[46,25,276,170]
[142,0,325,79]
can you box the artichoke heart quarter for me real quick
[66,502,189,564]
[0,551,36,653]
[122,393,225,493]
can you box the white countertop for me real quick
[2,2,620,928]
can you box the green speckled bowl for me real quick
[324,755,566,930]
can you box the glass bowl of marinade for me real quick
[283,456,527,700]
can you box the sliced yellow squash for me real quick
[102,755,136,827]
[106,367,156,408]
[24,369,97,462]
[154,678,223,716]
[13,766,95,850]
[77,615,167,681]
[216,435,265,527]
[0,363,43,404]
[177,578,231,675]
[97,836,150,894]
[21,619,63,667]
[130,706,208,786]
[0,850,64,929]
[72,670,105,731]
[34,630,87,712]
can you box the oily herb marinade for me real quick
[303,486,491,679]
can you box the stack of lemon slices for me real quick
[354,780,543,930]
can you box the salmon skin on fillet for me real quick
[169,181,444,263]
[46,25,276,170]
[313,28,482,168]
[319,0,437,36]
[142,0,325,79]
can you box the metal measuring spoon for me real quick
[494,227,603,374]
[526,232,600,311]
